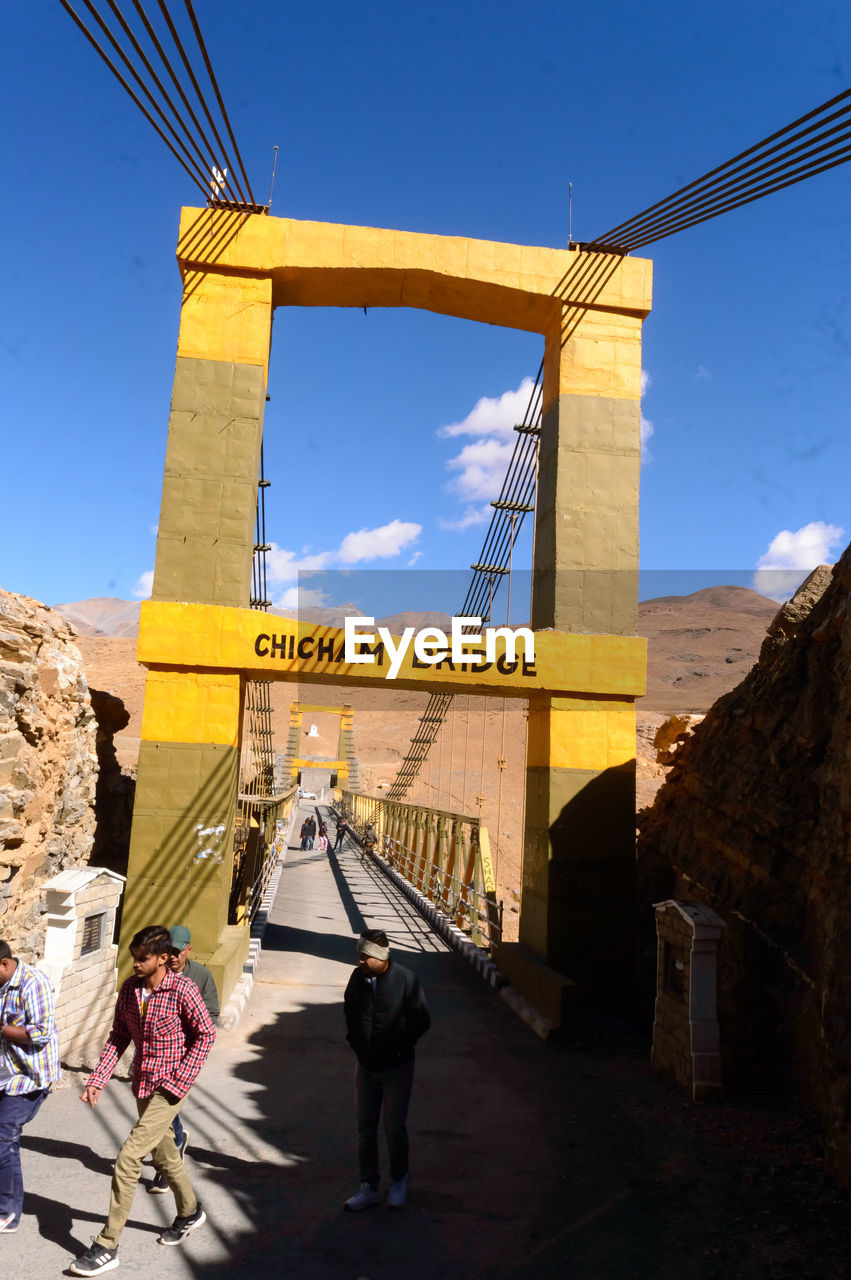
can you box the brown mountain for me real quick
[638,585,777,715]
[53,597,141,638]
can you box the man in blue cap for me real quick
[146,926,219,1196]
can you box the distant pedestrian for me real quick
[307,816,317,848]
[334,817,347,851]
[343,929,430,1212]
[317,832,328,852]
[0,939,61,1234]
[362,823,378,863]
[145,926,220,1196]
[300,819,311,851]
[70,924,215,1276]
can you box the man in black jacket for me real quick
[343,929,430,1211]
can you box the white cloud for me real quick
[446,438,514,501]
[407,551,423,566]
[439,377,537,440]
[439,504,492,532]
[265,521,422,599]
[640,414,654,463]
[133,569,154,599]
[695,365,711,381]
[275,585,330,609]
[338,519,421,563]
[266,544,333,585]
[640,369,651,396]
[753,521,845,600]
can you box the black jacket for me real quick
[344,961,431,1070]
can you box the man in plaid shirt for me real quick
[0,938,61,1234]
[70,924,216,1276]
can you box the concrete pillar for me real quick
[121,258,272,995]
[521,268,649,1007]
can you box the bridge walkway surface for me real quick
[16,802,851,1279]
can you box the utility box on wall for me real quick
[651,899,726,1101]
[38,866,125,1069]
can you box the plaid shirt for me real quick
[0,960,61,1095]
[87,969,215,1099]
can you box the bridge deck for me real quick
[16,802,849,1277]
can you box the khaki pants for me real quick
[97,1089,196,1251]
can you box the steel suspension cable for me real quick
[591,84,851,251]
[130,0,237,192]
[183,0,256,204]
[155,0,249,204]
[611,134,851,250]
[98,0,219,186]
[601,109,851,248]
[59,0,212,199]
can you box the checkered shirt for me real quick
[0,960,61,1094]
[87,969,215,1098]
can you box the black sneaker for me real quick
[146,1169,169,1195]
[69,1241,120,1275]
[157,1202,206,1246]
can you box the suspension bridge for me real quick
[58,1,851,1026]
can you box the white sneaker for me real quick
[344,1182,381,1212]
[387,1176,408,1208]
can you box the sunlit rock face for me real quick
[637,549,851,1191]
[0,589,98,959]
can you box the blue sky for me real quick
[2,0,850,616]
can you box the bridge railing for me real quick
[231,783,298,926]
[339,790,501,950]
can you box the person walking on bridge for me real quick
[343,929,430,1211]
[361,822,378,864]
[333,815,348,851]
[70,924,215,1276]
[145,925,219,1196]
[0,938,60,1235]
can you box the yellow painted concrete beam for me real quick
[137,601,646,700]
[176,209,651,338]
[177,272,273,373]
[140,669,243,746]
[292,759,349,769]
[526,695,636,771]
[297,704,350,715]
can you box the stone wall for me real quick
[0,590,99,958]
[40,868,124,1068]
[637,551,851,1188]
[651,900,725,1101]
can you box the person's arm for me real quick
[197,966,220,1020]
[161,982,216,1098]
[2,969,55,1049]
[82,984,134,1103]
[402,972,431,1047]
[343,971,359,1049]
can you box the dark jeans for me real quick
[334,830,346,849]
[172,1111,186,1149]
[355,1061,415,1187]
[0,1087,49,1225]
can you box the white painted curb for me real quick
[219,805,299,1030]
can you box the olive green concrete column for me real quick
[122,262,273,994]
[521,276,651,1009]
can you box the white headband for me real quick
[358,938,390,961]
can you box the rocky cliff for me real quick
[0,590,118,960]
[637,552,851,1191]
